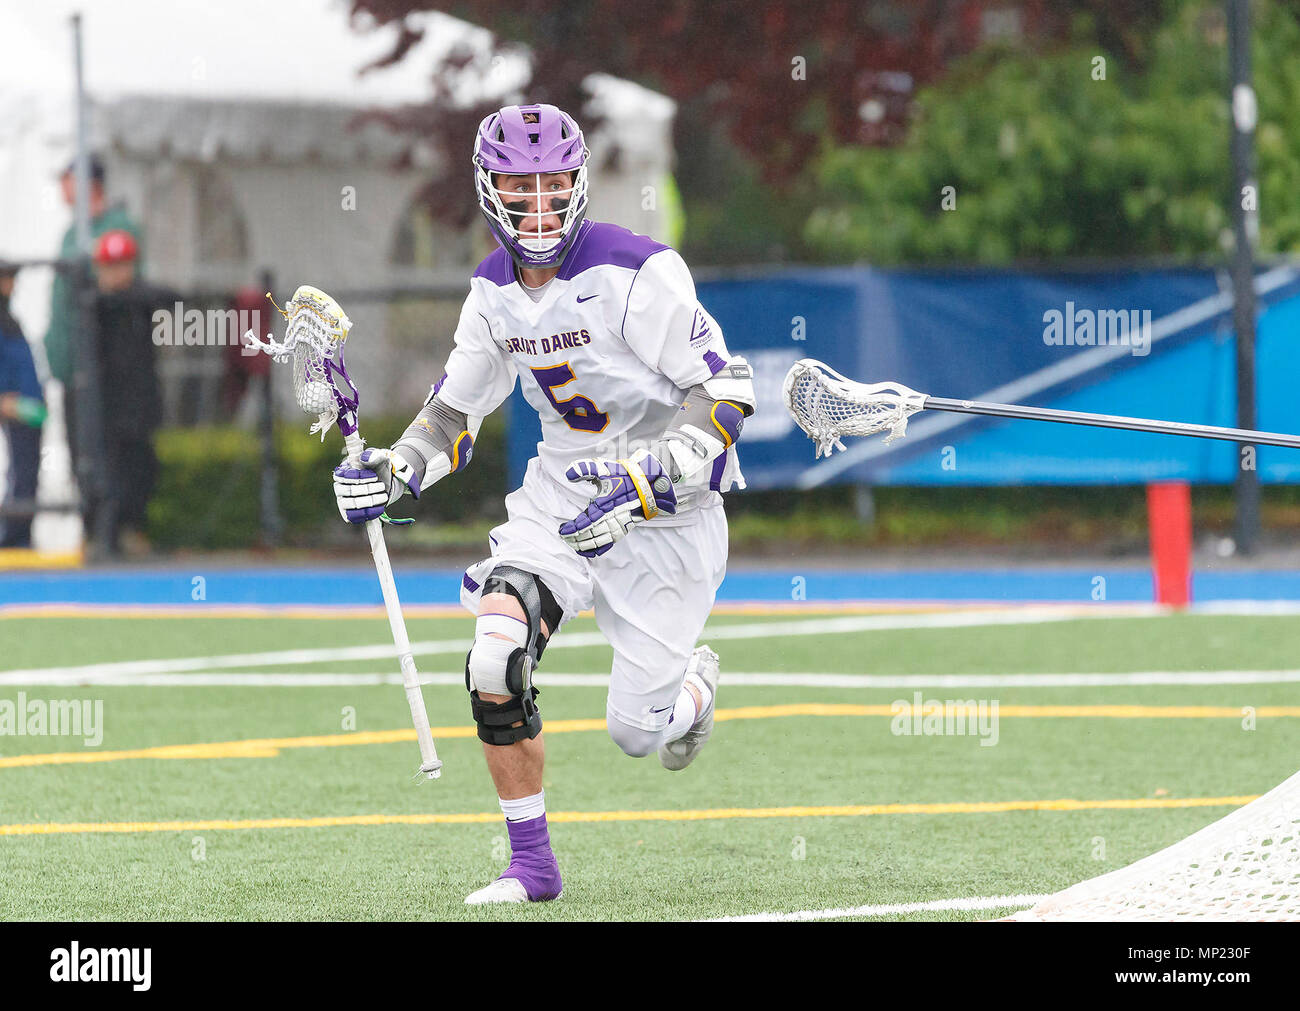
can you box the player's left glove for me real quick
[558,450,677,557]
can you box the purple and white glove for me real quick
[332,447,419,523]
[558,450,677,557]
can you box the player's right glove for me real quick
[332,447,420,524]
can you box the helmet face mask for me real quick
[473,105,589,269]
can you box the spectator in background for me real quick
[0,259,46,548]
[222,286,273,422]
[79,230,163,556]
[44,155,143,388]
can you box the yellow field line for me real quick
[2,704,1295,771]
[0,794,1258,838]
[0,719,605,769]
[0,548,83,570]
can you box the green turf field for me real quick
[1,610,1297,921]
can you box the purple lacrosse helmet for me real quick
[473,104,590,269]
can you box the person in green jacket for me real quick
[44,155,143,386]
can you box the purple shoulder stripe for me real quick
[557,220,669,281]
[472,247,515,286]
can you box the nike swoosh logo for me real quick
[576,294,599,303]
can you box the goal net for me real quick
[1011,768,1300,920]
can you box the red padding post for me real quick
[1147,481,1192,608]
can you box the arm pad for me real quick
[652,356,755,488]
[392,392,482,492]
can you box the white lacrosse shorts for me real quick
[460,458,729,733]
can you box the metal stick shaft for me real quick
[366,518,442,778]
[923,396,1300,450]
[344,432,442,779]
[70,14,91,257]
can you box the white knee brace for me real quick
[466,613,529,696]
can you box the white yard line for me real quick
[1194,600,1300,615]
[0,606,1154,683]
[6,669,1300,688]
[0,636,590,685]
[701,893,1048,922]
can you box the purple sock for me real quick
[499,814,562,901]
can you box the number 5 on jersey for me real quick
[530,362,610,433]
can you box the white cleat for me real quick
[465,877,530,905]
[659,644,720,771]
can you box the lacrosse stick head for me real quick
[248,285,359,441]
[782,359,927,458]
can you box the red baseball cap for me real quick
[94,229,138,265]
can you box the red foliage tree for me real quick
[350,1,1172,233]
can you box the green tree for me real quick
[806,2,1300,264]
[351,2,1177,263]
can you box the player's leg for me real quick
[461,473,592,904]
[658,643,721,770]
[594,504,728,766]
[601,633,718,761]
[464,566,564,904]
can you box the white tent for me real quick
[0,0,677,326]
[0,0,677,551]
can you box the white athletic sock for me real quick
[499,789,546,823]
[661,685,700,745]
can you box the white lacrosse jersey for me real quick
[434,220,745,516]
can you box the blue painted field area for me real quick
[3,565,1300,607]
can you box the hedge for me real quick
[147,413,507,549]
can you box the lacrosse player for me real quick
[333,104,754,905]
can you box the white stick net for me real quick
[1012,768,1300,921]
[245,285,353,438]
[782,358,927,458]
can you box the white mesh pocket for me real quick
[783,359,925,457]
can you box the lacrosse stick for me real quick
[783,357,1300,458]
[246,285,443,781]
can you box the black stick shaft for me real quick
[922,396,1300,450]
[1229,0,1261,551]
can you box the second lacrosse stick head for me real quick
[783,358,927,457]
